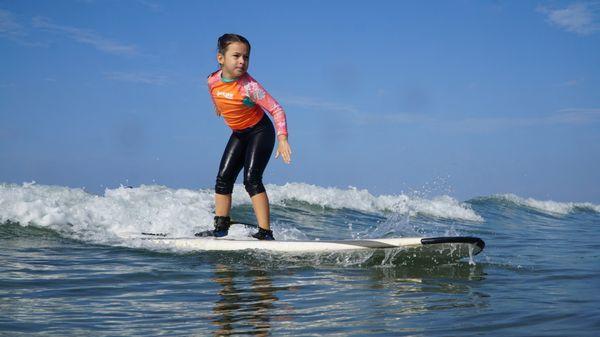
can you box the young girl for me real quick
[197,34,292,240]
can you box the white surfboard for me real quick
[139,234,485,257]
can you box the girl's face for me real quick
[218,42,250,79]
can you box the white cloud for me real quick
[448,116,542,132]
[281,92,600,132]
[349,109,600,132]
[79,0,163,12]
[551,108,600,124]
[353,113,436,126]
[280,94,599,131]
[105,71,167,85]
[563,79,582,86]
[0,82,16,88]
[538,2,600,35]
[31,16,138,56]
[135,0,163,12]
[0,8,46,47]
[281,96,358,113]
[0,8,24,37]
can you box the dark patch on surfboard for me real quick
[421,236,485,252]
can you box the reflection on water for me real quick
[206,256,488,336]
[212,264,282,336]
[1,233,491,336]
[368,263,489,316]
[2,222,491,336]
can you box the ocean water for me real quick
[1,182,599,336]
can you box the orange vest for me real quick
[207,70,288,136]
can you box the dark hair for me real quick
[217,33,251,55]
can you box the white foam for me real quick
[263,183,483,222]
[0,182,483,251]
[0,183,215,244]
[495,193,600,215]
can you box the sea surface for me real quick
[1,182,599,336]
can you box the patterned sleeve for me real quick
[207,71,221,116]
[242,74,288,137]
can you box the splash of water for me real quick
[479,194,600,215]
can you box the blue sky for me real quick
[1,0,599,202]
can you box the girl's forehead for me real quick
[226,42,249,54]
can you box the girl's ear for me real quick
[217,52,224,67]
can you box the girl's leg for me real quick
[243,115,276,230]
[251,192,270,230]
[196,133,246,238]
[215,193,232,217]
[215,133,246,216]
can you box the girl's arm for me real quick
[242,75,288,137]
[243,75,291,163]
[207,71,221,116]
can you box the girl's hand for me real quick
[275,135,292,164]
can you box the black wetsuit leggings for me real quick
[215,113,275,197]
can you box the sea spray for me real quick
[0,182,485,248]
[472,194,600,216]
[264,183,484,221]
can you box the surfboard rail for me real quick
[137,235,485,256]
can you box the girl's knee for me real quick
[244,177,265,197]
[215,176,235,194]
